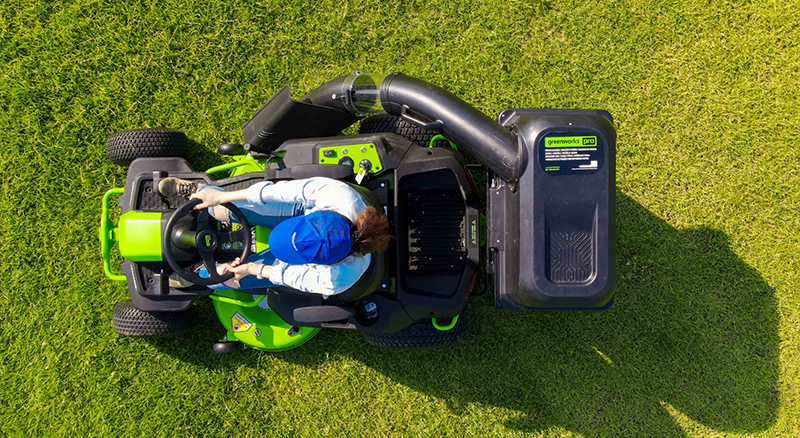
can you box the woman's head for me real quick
[351,206,391,255]
[268,208,390,265]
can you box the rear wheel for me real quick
[363,317,465,349]
[359,114,451,148]
[112,300,193,337]
[106,128,188,166]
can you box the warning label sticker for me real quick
[540,135,603,176]
[231,312,252,333]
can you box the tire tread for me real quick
[358,115,451,148]
[106,128,188,165]
[112,300,192,337]
[363,317,465,349]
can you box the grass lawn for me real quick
[1,0,799,436]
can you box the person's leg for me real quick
[200,184,304,229]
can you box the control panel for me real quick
[318,143,383,174]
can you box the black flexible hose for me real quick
[380,74,520,181]
[299,75,352,112]
[299,72,521,181]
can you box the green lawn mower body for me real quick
[99,72,616,351]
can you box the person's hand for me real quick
[224,261,261,281]
[190,188,227,210]
[216,263,231,276]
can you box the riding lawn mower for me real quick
[99,72,616,352]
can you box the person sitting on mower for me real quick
[158,177,390,296]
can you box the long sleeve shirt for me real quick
[244,178,371,296]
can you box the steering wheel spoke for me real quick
[196,208,212,233]
[198,250,225,282]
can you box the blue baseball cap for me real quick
[268,211,352,265]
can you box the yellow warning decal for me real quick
[231,312,252,333]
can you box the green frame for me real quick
[206,154,265,176]
[432,315,459,331]
[317,142,383,173]
[99,153,323,351]
[99,188,126,281]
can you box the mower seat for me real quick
[326,250,385,304]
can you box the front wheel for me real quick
[106,128,188,166]
[363,316,465,349]
[213,341,239,354]
[112,300,193,337]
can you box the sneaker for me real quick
[168,263,204,289]
[168,273,195,289]
[158,177,200,198]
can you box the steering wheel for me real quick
[163,199,252,286]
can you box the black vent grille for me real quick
[406,191,466,273]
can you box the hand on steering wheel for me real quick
[189,188,227,210]
[163,199,253,286]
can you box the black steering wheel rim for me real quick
[163,198,253,286]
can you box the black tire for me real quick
[359,115,451,148]
[363,317,465,349]
[106,128,188,166]
[112,300,193,337]
[213,341,239,354]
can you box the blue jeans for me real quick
[197,184,303,290]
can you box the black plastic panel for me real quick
[393,147,479,321]
[491,109,616,310]
[242,85,360,153]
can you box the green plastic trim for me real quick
[99,188,126,281]
[209,293,266,308]
[429,134,457,150]
[117,211,163,261]
[211,290,319,351]
[432,315,459,331]
[479,213,487,246]
[255,226,271,253]
[207,154,265,176]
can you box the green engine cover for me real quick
[117,211,162,261]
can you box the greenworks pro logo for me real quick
[545,136,598,148]
[470,219,477,245]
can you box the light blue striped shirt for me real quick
[244,178,371,296]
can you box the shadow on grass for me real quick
[184,139,226,171]
[151,192,779,436]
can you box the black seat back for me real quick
[324,251,385,305]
